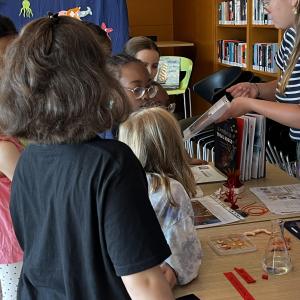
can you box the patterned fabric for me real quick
[0,136,23,264]
[146,174,202,285]
[0,261,22,300]
[0,0,129,54]
[275,27,300,141]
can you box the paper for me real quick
[250,184,300,214]
[192,195,244,229]
[183,96,231,141]
[191,165,227,184]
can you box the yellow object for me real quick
[162,56,193,119]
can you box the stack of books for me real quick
[214,114,266,181]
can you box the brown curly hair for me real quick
[0,16,129,144]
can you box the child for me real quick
[124,36,160,80]
[124,37,170,107]
[107,54,161,112]
[119,107,202,286]
[0,15,23,300]
[0,16,174,300]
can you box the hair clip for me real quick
[47,12,59,19]
[101,22,113,40]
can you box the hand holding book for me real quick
[183,96,231,141]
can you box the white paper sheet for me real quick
[250,184,300,214]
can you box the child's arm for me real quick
[160,262,177,288]
[165,181,202,285]
[0,141,21,181]
[121,265,175,300]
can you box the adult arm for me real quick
[219,97,300,128]
[226,80,278,101]
[122,266,175,300]
[0,141,21,181]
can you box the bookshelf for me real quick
[214,0,282,80]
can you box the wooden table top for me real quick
[174,219,300,300]
[196,164,300,224]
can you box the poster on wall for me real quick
[0,0,129,53]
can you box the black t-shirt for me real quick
[10,137,171,300]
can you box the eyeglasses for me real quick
[125,84,158,99]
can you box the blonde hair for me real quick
[279,2,300,93]
[118,107,196,205]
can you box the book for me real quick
[183,96,230,141]
[214,118,238,175]
[155,56,180,90]
[191,164,227,184]
[214,114,266,181]
[191,195,244,229]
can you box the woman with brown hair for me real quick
[0,15,174,300]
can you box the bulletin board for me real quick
[0,0,129,53]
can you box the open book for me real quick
[183,96,231,141]
[192,195,244,229]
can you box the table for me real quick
[174,164,300,299]
[197,163,300,224]
[174,219,300,300]
[155,41,194,48]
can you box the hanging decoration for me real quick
[100,22,113,40]
[58,6,92,20]
[19,0,33,18]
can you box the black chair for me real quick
[193,66,243,104]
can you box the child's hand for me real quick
[160,263,177,288]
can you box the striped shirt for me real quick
[275,27,300,141]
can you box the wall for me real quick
[173,0,215,114]
[126,0,215,115]
[127,0,173,40]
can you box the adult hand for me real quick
[217,97,254,122]
[160,263,177,288]
[226,82,258,98]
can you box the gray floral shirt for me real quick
[146,174,202,285]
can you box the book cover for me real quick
[214,118,238,175]
[183,96,230,141]
[155,56,180,90]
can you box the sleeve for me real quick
[164,182,202,285]
[102,145,171,277]
[275,28,290,71]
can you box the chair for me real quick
[161,56,193,118]
[193,66,242,104]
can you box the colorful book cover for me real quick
[214,118,238,175]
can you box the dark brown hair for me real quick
[124,36,159,57]
[0,16,129,144]
[106,53,144,80]
[83,21,112,55]
[0,15,17,38]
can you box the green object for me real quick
[19,0,33,18]
[163,56,193,118]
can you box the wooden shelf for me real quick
[214,0,281,81]
[155,40,194,48]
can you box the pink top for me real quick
[0,136,23,264]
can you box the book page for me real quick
[192,195,244,229]
[191,164,227,184]
[183,96,230,141]
[250,184,300,214]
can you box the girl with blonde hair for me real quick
[119,107,202,287]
